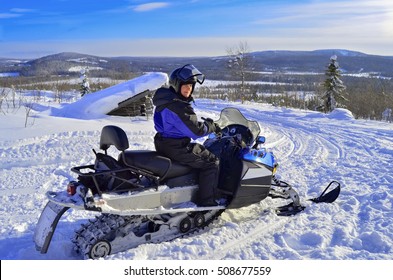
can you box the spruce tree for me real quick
[80,68,90,97]
[321,55,348,112]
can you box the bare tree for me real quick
[23,101,35,127]
[22,91,40,127]
[0,88,8,115]
[226,41,253,103]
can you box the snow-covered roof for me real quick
[51,72,168,119]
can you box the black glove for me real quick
[213,123,221,134]
[203,118,215,133]
[203,117,221,134]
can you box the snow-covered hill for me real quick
[1,74,393,279]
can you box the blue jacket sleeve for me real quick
[158,103,212,139]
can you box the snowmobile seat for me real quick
[119,150,193,181]
[100,125,129,152]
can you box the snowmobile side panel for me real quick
[227,182,270,209]
[34,201,70,254]
[99,185,200,212]
[228,167,271,209]
[44,185,224,216]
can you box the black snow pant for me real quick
[154,133,220,206]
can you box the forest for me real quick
[1,49,392,121]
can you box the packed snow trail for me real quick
[0,100,392,260]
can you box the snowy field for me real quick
[1,74,393,274]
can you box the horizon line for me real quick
[1,48,391,60]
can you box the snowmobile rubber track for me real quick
[72,210,224,259]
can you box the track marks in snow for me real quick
[195,209,290,260]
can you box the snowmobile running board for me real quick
[44,185,226,216]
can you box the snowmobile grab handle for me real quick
[71,164,138,176]
[71,164,96,175]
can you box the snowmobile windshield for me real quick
[215,107,261,145]
[177,64,205,85]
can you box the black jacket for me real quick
[153,87,213,140]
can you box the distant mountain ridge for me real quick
[1,49,393,78]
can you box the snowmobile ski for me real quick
[309,180,341,203]
[275,180,341,216]
[276,202,306,216]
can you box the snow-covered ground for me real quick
[1,74,393,272]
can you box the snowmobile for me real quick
[34,107,340,259]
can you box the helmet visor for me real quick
[177,64,205,85]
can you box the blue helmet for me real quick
[169,64,205,94]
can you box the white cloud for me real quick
[133,2,169,12]
[0,13,22,19]
[0,8,36,19]
[253,0,392,27]
[10,8,36,13]
[247,0,393,53]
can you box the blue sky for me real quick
[1,0,392,58]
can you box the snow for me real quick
[68,66,103,72]
[1,73,393,272]
[48,72,167,119]
[327,108,355,120]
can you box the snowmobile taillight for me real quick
[67,181,78,195]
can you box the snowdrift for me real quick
[328,108,354,120]
[50,72,168,119]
